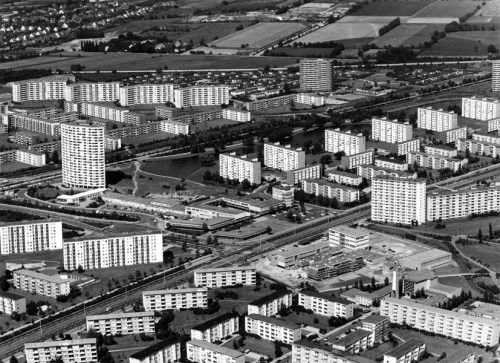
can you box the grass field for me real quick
[348,1,433,16]
[295,23,385,43]
[447,30,500,48]
[269,47,341,57]
[209,22,306,49]
[415,215,500,237]
[372,24,426,47]
[474,0,500,17]
[0,52,299,71]
[338,15,407,23]
[412,0,480,18]
[459,243,500,271]
[420,37,489,56]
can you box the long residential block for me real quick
[129,337,181,363]
[143,288,208,311]
[25,339,98,363]
[383,338,425,363]
[11,75,75,102]
[65,82,120,103]
[357,164,416,180]
[462,96,500,121]
[186,339,244,363]
[194,266,256,287]
[248,290,293,316]
[13,269,70,298]
[301,179,360,203]
[457,138,500,157]
[292,339,375,363]
[246,314,300,344]
[119,84,175,106]
[341,150,374,169]
[286,164,321,185]
[63,232,163,270]
[191,312,239,343]
[174,86,229,108]
[0,219,62,255]
[86,311,156,336]
[219,152,261,185]
[381,297,500,346]
[299,290,354,318]
[407,152,466,172]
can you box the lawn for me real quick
[372,24,427,47]
[459,243,500,271]
[447,30,500,49]
[420,37,489,56]
[209,22,307,49]
[361,341,394,360]
[140,156,202,180]
[222,336,289,360]
[412,0,480,18]
[295,23,385,43]
[190,119,240,132]
[414,215,500,237]
[348,1,433,16]
[0,52,299,71]
[438,276,481,296]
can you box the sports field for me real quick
[348,0,433,16]
[295,23,385,43]
[209,22,306,49]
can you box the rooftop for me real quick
[0,218,59,227]
[247,314,298,330]
[424,144,456,151]
[327,169,362,178]
[129,337,179,360]
[0,290,25,301]
[276,241,330,259]
[362,314,388,324]
[86,311,154,321]
[65,231,161,242]
[329,225,369,238]
[191,312,238,332]
[384,338,425,358]
[195,266,255,274]
[469,301,500,318]
[14,269,68,284]
[376,156,406,164]
[303,179,359,192]
[427,184,500,197]
[403,248,451,262]
[25,339,96,349]
[300,290,352,305]
[248,290,291,307]
[402,270,436,283]
[330,328,372,348]
[187,339,243,358]
[143,287,208,296]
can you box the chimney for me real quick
[392,261,399,299]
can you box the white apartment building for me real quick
[457,138,500,157]
[0,291,26,314]
[10,113,60,136]
[129,337,181,363]
[417,107,458,131]
[472,132,500,145]
[372,117,412,143]
[160,120,190,135]
[248,290,293,316]
[407,152,466,172]
[494,60,500,92]
[427,185,500,221]
[219,152,261,185]
[436,126,468,144]
[292,339,371,363]
[299,59,334,92]
[174,86,230,108]
[462,96,500,120]
[222,108,251,122]
[187,340,244,363]
[86,311,155,336]
[190,312,239,343]
[286,164,321,185]
[25,339,98,363]
[383,339,425,363]
[63,232,163,270]
[325,129,366,156]
[13,269,70,298]
[301,179,360,203]
[294,93,327,106]
[11,75,74,102]
[272,185,294,207]
[424,144,457,158]
[341,150,374,169]
[327,170,362,186]
[329,225,369,251]
[394,139,421,156]
[61,122,105,189]
[371,176,426,225]
[0,219,63,255]
[246,314,301,344]
[299,290,354,318]
[264,142,305,171]
[143,288,208,311]
[194,266,256,287]
[80,102,129,123]
[119,84,175,106]
[374,157,408,172]
[64,82,120,103]
[381,297,500,346]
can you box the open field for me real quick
[105,19,183,34]
[348,1,433,16]
[269,47,343,57]
[209,22,306,49]
[295,23,385,43]
[474,0,500,17]
[0,52,299,71]
[415,215,500,237]
[372,24,426,47]
[398,24,445,47]
[411,0,480,18]
[420,37,489,56]
[459,243,500,271]
[338,15,407,23]
[447,30,500,48]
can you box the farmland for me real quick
[372,24,427,47]
[420,37,489,56]
[0,52,299,71]
[338,15,408,24]
[447,31,500,48]
[269,47,340,57]
[348,0,433,17]
[209,22,307,49]
[295,22,385,43]
[410,0,480,19]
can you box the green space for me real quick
[361,341,394,360]
[349,0,433,16]
[421,37,489,57]
[438,276,481,297]
[459,243,500,271]
[221,336,289,360]
[414,215,500,237]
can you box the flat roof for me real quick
[277,241,330,258]
[373,175,426,183]
[384,338,425,358]
[438,348,475,363]
[424,144,456,151]
[191,312,238,332]
[129,337,179,360]
[195,266,256,273]
[287,164,321,173]
[342,149,374,158]
[470,301,500,318]
[247,314,298,330]
[0,291,25,301]
[300,290,352,305]
[0,218,59,227]
[187,340,243,358]
[327,169,362,178]
[86,311,154,321]
[362,314,388,324]
[331,328,372,347]
[358,164,414,177]
[458,138,500,148]
[65,231,161,242]
[403,248,451,262]
[25,339,96,349]
[303,179,359,192]
[376,156,406,164]
[14,269,67,284]
[427,184,500,197]
[329,225,368,238]
[248,290,291,307]
[143,287,208,296]
[402,270,436,283]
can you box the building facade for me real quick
[301,179,360,203]
[13,269,70,298]
[25,339,98,363]
[219,152,261,185]
[372,117,412,143]
[245,314,301,344]
[119,84,175,106]
[329,226,369,251]
[190,312,239,343]
[86,311,155,336]
[129,337,181,363]
[0,220,63,255]
[299,59,334,92]
[174,86,230,108]
[325,129,366,156]
[341,150,374,169]
[186,340,244,363]
[143,288,208,311]
[194,267,256,288]
[248,290,293,316]
[417,107,458,131]
[299,290,354,318]
[0,291,26,315]
[286,164,322,185]
[264,142,305,171]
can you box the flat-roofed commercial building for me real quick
[372,176,426,225]
[194,266,256,287]
[220,152,261,185]
[86,311,155,336]
[301,179,360,203]
[381,297,500,346]
[276,241,330,268]
[233,94,294,111]
[383,338,425,363]
[372,117,412,143]
[341,150,374,169]
[128,337,181,363]
[143,288,208,311]
[245,314,301,344]
[248,290,293,316]
[401,249,452,271]
[298,290,354,318]
[286,164,321,185]
[417,107,458,131]
[13,269,70,298]
[264,142,305,171]
[191,312,239,343]
[0,291,26,314]
[25,339,98,363]
[186,339,244,363]
[63,232,163,271]
[0,219,62,255]
[329,226,369,251]
[462,96,500,121]
[427,185,500,221]
[325,129,366,156]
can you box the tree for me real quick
[274,342,283,357]
[384,277,389,286]
[478,228,483,243]
[488,44,498,53]
[241,179,251,190]
[371,276,376,289]
[10,356,18,363]
[266,226,272,234]
[489,223,493,240]
[233,340,239,349]
[319,154,332,165]
[26,301,38,316]
[0,278,9,291]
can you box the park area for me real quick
[458,243,500,272]
[209,22,307,49]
